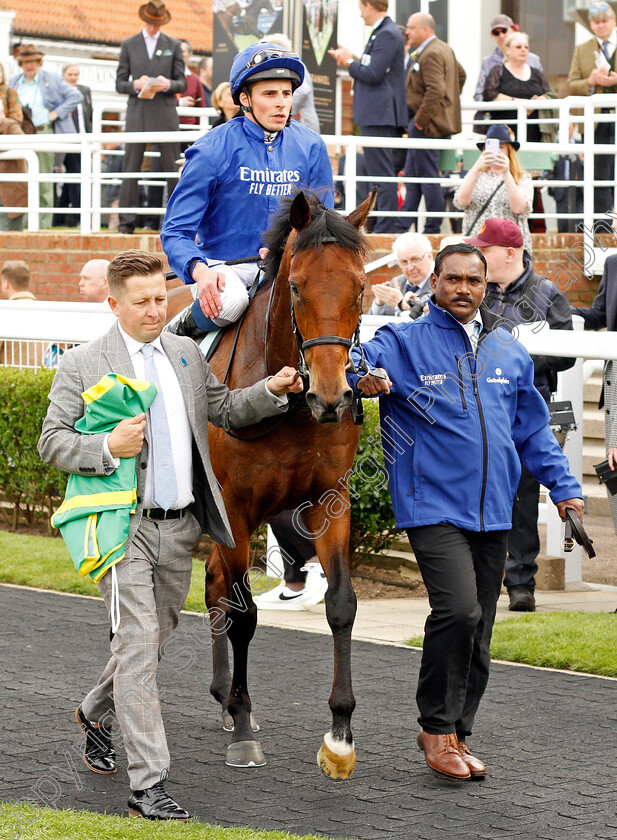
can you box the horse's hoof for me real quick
[225,740,266,768]
[317,738,356,780]
[222,711,260,733]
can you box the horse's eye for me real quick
[290,283,300,299]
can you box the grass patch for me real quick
[0,530,211,612]
[0,802,335,840]
[407,611,617,677]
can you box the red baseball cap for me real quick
[465,218,523,248]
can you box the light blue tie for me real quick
[602,41,611,61]
[471,321,482,352]
[140,343,178,510]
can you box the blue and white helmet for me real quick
[230,42,304,105]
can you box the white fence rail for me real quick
[0,95,614,236]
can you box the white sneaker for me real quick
[252,581,306,610]
[301,562,328,607]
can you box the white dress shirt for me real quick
[142,28,161,60]
[115,325,195,509]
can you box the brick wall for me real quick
[0,230,604,309]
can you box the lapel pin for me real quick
[181,357,187,366]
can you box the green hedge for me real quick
[0,368,67,530]
[0,368,399,560]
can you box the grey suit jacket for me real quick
[38,322,286,547]
[116,32,186,131]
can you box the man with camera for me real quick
[369,232,433,319]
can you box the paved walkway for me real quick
[2,583,617,840]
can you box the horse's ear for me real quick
[289,191,312,231]
[345,189,377,231]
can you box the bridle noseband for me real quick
[288,237,370,382]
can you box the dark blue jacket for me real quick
[349,301,581,532]
[573,252,617,332]
[349,16,407,129]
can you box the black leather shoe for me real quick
[75,706,116,774]
[508,587,536,612]
[128,782,190,820]
[118,225,134,235]
[165,305,207,340]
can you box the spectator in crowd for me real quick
[483,31,552,143]
[467,218,575,612]
[10,45,82,229]
[177,40,204,128]
[56,63,94,226]
[474,14,544,102]
[548,123,584,233]
[101,140,124,230]
[0,61,23,124]
[568,2,617,218]
[79,259,110,303]
[329,0,407,233]
[1,260,34,300]
[350,242,583,781]
[0,98,27,231]
[210,81,240,128]
[115,0,186,234]
[453,124,533,254]
[268,33,320,133]
[395,12,466,235]
[0,260,41,367]
[368,232,433,317]
[198,56,212,107]
[571,227,617,535]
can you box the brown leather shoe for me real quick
[417,728,471,780]
[458,741,486,778]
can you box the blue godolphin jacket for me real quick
[349,300,582,532]
[161,116,334,284]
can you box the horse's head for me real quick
[283,191,375,424]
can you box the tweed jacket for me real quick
[568,37,617,95]
[38,322,286,547]
[116,32,186,131]
[405,37,466,138]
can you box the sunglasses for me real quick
[590,3,611,12]
[492,28,508,35]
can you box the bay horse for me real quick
[205,189,375,779]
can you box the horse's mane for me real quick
[262,190,370,283]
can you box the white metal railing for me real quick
[0,95,614,235]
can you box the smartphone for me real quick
[485,138,500,156]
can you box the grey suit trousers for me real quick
[82,511,201,791]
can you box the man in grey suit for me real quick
[38,249,302,820]
[116,0,186,233]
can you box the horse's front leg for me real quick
[217,537,266,768]
[304,504,357,780]
[205,546,233,729]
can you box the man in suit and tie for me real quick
[395,12,465,235]
[116,0,186,234]
[568,2,617,218]
[329,0,407,233]
[56,64,94,226]
[38,249,302,820]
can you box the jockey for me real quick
[161,41,334,332]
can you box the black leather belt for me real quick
[143,507,184,520]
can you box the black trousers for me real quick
[407,524,507,738]
[504,465,539,591]
[593,118,615,217]
[118,139,180,230]
[268,509,315,584]
[359,125,401,233]
[55,152,81,227]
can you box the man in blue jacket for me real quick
[351,242,583,782]
[329,0,406,233]
[161,42,333,333]
[10,44,82,229]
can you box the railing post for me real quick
[80,135,92,235]
[344,139,357,216]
